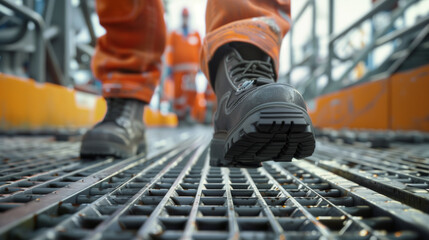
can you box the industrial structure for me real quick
[0,0,428,239]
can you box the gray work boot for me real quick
[209,43,315,167]
[80,98,146,158]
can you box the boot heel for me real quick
[209,138,226,167]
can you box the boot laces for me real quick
[230,59,275,90]
[104,98,133,123]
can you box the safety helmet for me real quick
[182,7,189,17]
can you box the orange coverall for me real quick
[191,84,217,124]
[166,30,201,119]
[92,0,291,104]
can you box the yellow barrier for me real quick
[309,63,429,132]
[0,73,106,131]
[0,73,177,131]
[144,106,178,128]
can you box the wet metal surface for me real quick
[0,127,429,239]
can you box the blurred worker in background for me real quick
[80,0,315,167]
[165,8,201,123]
[191,82,216,125]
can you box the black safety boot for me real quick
[209,43,315,167]
[80,98,146,159]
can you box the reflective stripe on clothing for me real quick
[172,63,199,72]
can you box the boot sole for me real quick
[210,103,315,167]
[80,141,146,159]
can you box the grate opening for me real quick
[230,184,250,189]
[199,206,227,216]
[361,217,394,231]
[171,197,195,205]
[264,197,287,206]
[118,216,147,230]
[237,218,273,232]
[139,196,163,205]
[277,218,308,231]
[128,205,154,216]
[201,197,225,205]
[232,197,258,205]
[206,178,223,183]
[165,206,192,216]
[153,183,172,189]
[58,203,87,215]
[339,206,372,217]
[180,183,199,189]
[235,206,263,216]
[147,189,168,196]
[204,184,224,189]
[259,190,281,197]
[159,217,187,230]
[270,206,296,217]
[230,190,254,197]
[57,229,91,240]
[316,216,347,230]
[80,216,108,229]
[202,190,225,197]
[176,189,197,196]
[196,218,229,231]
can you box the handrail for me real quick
[287,0,316,85]
[375,15,429,47]
[287,0,426,100]
[287,0,312,83]
[327,0,418,92]
[292,0,311,26]
[80,0,96,47]
[329,0,398,43]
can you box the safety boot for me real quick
[80,98,146,158]
[209,43,315,167]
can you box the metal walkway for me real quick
[0,127,429,239]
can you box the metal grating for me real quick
[310,139,429,213]
[0,127,429,239]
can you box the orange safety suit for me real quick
[191,84,217,124]
[92,0,291,105]
[166,30,201,119]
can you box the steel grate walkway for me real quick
[0,127,429,239]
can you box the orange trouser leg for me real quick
[173,72,187,118]
[92,0,166,103]
[173,71,197,119]
[200,0,291,82]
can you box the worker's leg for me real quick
[201,0,292,82]
[173,71,198,123]
[81,0,166,158]
[173,72,187,120]
[202,0,316,167]
[182,72,197,113]
[92,0,166,102]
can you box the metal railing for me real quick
[286,0,429,99]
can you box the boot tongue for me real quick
[230,42,271,62]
